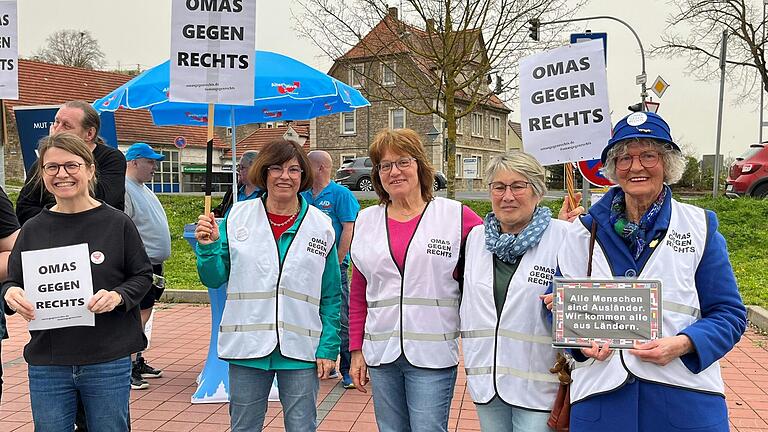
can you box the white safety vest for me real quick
[351,197,463,368]
[461,220,566,410]
[218,199,335,362]
[558,199,724,403]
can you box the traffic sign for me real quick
[651,75,669,98]
[174,136,187,149]
[644,100,660,113]
[570,32,607,61]
[578,158,614,187]
[462,157,478,179]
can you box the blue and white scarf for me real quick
[484,206,552,264]
[609,187,667,260]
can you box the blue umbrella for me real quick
[93,50,369,125]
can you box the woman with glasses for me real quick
[348,128,484,432]
[460,152,582,432]
[549,112,746,431]
[195,139,341,432]
[2,133,153,430]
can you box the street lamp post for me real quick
[540,15,648,109]
[760,1,767,143]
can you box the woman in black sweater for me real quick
[2,133,152,431]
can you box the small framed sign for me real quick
[552,278,662,349]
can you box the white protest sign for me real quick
[520,39,611,166]
[0,1,18,99]
[170,0,256,105]
[22,243,94,331]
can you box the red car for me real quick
[726,143,768,198]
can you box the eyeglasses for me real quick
[267,165,303,178]
[43,162,84,176]
[378,157,415,173]
[615,151,661,171]
[488,181,532,197]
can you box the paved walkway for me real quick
[1,303,767,431]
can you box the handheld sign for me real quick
[22,244,95,331]
[520,39,611,166]
[0,0,18,99]
[552,278,662,349]
[170,0,256,105]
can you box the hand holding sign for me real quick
[628,335,693,366]
[195,212,220,244]
[87,289,123,314]
[4,286,35,321]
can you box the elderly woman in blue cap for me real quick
[553,112,746,431]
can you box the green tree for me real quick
[678,155,701,189]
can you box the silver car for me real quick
[335,157,447,191]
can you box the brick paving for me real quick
[1,303,767,431]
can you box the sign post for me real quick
[462,157,478,192]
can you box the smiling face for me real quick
[489,169,540,234]
[41,146,95,202]
[378,148,420,202]
[265,157,302,203]
[614,141,666,204]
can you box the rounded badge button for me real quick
[624,269,637,277]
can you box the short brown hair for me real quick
[369,128,435,204]
[36,133,97,196]
[249,139,313,192]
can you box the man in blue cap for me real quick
[124,143,171,391]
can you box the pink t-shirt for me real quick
[348,205,483,351]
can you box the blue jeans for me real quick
[28,356,131,432]
[229,363,319,432]
[368,355,457,432]
[476,397,552,432]
[339,263,351,375]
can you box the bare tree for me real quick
[293,0,584,197]
[34,29,106,70]
[652,0,767,101]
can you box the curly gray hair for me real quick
[602,138,685,184]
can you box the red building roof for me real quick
[222,121,311,158]
[5,59,226,149]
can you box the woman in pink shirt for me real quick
[348,128,483,432]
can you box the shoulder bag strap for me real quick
[587,219,597,277]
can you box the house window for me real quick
[226,127,233,136]
[471,113,483,137]
[455,117,463,135]
[340,111,356,135]
[349,63,365,88]
[382,61,396,86]
[471,154,483,179]
[389,107,406,129]
[340,154,356,165]
[150,149,180,193]
[455,152,463,179]
[490,116,500,140]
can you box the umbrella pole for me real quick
[205,103,215,215]
[231,107,237,205]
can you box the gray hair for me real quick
[239,150,259,166]
[484,152,548,198]
[602,138,685,184]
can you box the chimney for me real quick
[388,7,398,19]
[426,18,435,33]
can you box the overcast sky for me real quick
[16,0,762,159]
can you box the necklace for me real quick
[267,204,300,227]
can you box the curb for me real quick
[747,305,768,333]
[160,289,211,304]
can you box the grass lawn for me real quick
[9,191,767,307]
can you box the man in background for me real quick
[301,150,359,389]
[212,150,261,217]
[124,143,171,390]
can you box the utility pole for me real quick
[714,30,728,199]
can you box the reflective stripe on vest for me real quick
[351,197,463,368]
[459,221,567,409]
[558,200,725,403]
[218,199,335,362]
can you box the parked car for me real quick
[336,157,447,191]
[726,143,768,199]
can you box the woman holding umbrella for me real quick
[195,139,341,432]
[551,112,746,431]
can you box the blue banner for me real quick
[13,105,119,173]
